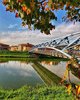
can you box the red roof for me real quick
[18,43,34,47]
[0,43,9,46]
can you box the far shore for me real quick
[0,50,69,61]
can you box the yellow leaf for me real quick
[65,84,72,95]
[63,68,68,80]
[76,86,80,95]
[48,0,52,8]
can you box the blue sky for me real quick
[0,2,22,32]
[0,1,66,32]
[0,1,80,45]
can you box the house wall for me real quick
[0,44,9,50]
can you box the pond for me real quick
[0,59,80,89]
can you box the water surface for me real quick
[0,61,44,89]
[0,59,80,89]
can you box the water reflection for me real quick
[40,60,80,85]
[31,62,61,85]
[41,61,60,65]
[0,61,44,89]
[0,59,80,89]
[0,61,8,63]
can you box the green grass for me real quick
[0,50,69,60]
[0,50,69,63]
[0,85,74,100]
[0,50,30,58]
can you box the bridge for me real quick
[30,32,80,62]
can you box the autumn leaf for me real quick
[61,67,68,83]
[2,0,80,34]
[65,84,72,95]
[48,0,52,8]
[76,86,80,95]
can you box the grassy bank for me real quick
[0,50,30,58]
[0,50,69,61]
[0,85,73,100]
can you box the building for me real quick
[73,44,80,50]
[66,44,80,57]
[18,43,34,51]
[0,43,9,50]
[10,46,18,51]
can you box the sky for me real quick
[0,1,80,46]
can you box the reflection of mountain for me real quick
[32,62,62,86]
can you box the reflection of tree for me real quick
[61,59,80,99]
[0,60,8,63]
[61,58,80,84]
[32,61,62,86]
[67,60,80,80]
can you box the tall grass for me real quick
[0,85,74,100]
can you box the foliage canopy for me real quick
[2,0,80,34]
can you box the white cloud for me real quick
[8,24,18,29]
[50,22,80,37]
[0,22,80,45]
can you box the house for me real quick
[0,43,9,50]
[73,44,80,50]
[10,46,18,51]
[18,43,34,51]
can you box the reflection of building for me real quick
[41,61,59,65]
[20,61,29,64]
[0,43,9,50]
[18,43,34,51]
[10,46,18,51]
[73,44,80,50]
